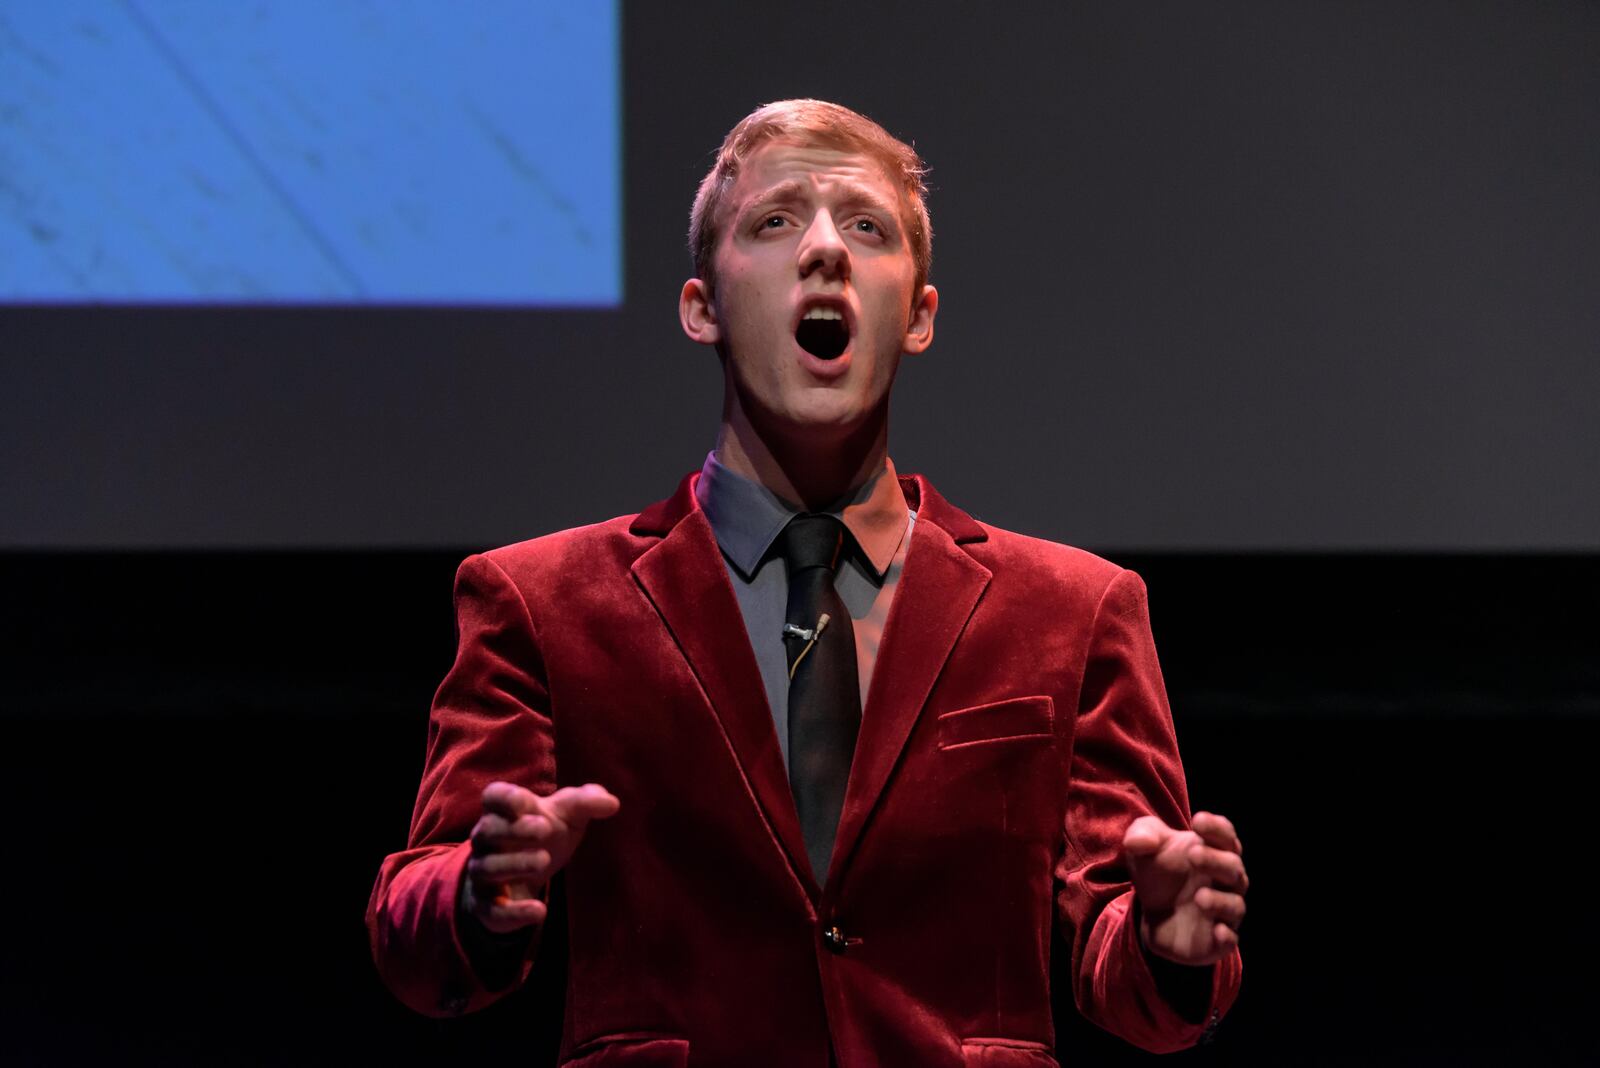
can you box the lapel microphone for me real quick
[785,613,832,680]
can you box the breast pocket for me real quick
[936,695,1054,751]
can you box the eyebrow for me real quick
[741,179,902,222]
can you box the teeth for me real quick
[802,307,843,321]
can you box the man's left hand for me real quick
[1122,811,1248,966]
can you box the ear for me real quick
[679,278,721,346]
[902,284,938,355]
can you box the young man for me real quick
[369,100,1246,1065]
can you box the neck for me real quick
[714,400,889,512]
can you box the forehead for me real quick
[729,138,902,211]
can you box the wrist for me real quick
[1132,897,1214,1023]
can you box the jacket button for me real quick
[823,925,848,954]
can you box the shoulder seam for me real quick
[471,552,544,648]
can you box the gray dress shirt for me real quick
[693,451,916,770]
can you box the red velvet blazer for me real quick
[368,472,1241,1067]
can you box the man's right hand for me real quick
[462,781,621,934]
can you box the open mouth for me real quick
[795,308,851,360]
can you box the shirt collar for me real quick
[694,450,910,582]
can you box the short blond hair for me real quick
[688,99,932,296]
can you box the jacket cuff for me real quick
[453,851,544,993]
[440,841,544,1010]
[1100,891,1242,1052]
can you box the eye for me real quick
[759,214,788,231]
[852,218,882,235]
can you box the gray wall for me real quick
[5,0,1597,549]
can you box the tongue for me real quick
[796,317,849,360]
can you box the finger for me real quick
[1186,844,1249,892]
[481,781,542,820]
[470,812,553,856]
[477,895,547,934]
[1192,811,1242,855]
[483,813,554,848]
[1193,886,1247,928]
[510,813,554,841]
[470,811,520,855]
[1212,922,1239,950]
[469,849,552,884]
[546,783,622,828]
[1122,815,1174,857]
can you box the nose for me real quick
[797,210,850,283]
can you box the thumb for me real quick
[547,783,622,828]
[1122,815,1172,858]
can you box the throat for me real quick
[715,407,891,513]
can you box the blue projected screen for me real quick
[0,2,620,305]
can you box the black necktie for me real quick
[780,514,862,885]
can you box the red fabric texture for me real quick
[367,473,1242,1065]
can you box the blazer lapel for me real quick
[630,479,817,898]
[829,477,992,883]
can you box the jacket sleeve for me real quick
[1055,568,1243,1052]
[366,552,559,1017]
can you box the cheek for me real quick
[863,302,912,356]
[721,282,784,338]
[861,274,916,337]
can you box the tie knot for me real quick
[780,513,846,574]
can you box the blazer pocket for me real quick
[561,1034,689,1068]
[960,1038,1059,1067]
[937,695,1054,751]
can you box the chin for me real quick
[777,397,885,442]
[731,368,884,444]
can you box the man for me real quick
[369,99,1246,1065]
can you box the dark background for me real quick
[5,552,1597,1064]
[4,2,1599,1064]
